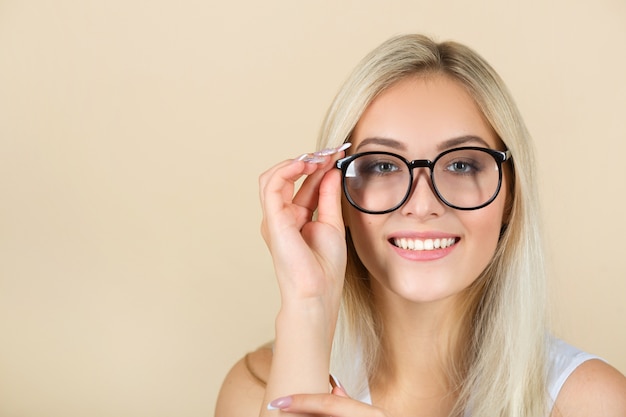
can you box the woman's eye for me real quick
[446,160,477,174]
[452,161,470,172]
[352,155,405,177]
[366,160,400,175]
[375,162,397,172]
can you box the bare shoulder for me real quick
[215,343,273,417]
[552,359,626,417]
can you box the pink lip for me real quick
[387,232,460,262]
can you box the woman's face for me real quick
[344,75,508,306]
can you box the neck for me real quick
[369,281,473,413]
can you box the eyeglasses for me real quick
[335,146,512,214]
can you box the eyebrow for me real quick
[355,137,407,152]
[437,135,491,151]
[355,135,492,153]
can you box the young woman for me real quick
[216,34,626,417]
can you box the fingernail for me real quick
[314,142,352,157]
[313,147,335,157]
[295,153,326,164]
[267,396,292,410]
[337,142,352,152]
[295,143,351,164]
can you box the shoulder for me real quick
[551,359,626,417]
[215,343,273,417]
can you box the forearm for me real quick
[260,302,337,416]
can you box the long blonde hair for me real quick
[317,34,548,417]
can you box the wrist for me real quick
[275,301,339,349]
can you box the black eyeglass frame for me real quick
[335,146,512,214]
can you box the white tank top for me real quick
[546,337,603,408]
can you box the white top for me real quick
[353,337,601,413]
[546,337,602,407]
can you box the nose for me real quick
[399,168,446,218]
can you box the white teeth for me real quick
[392,237,457,251]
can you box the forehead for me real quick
[351,75,499,152]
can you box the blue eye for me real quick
[362,159,402,176]
[445,159,481,175]
[373,161,398,173]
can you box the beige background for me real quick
[0,1,624,416]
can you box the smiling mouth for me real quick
[391,237,459,251]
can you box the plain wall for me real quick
[0,1,624,416]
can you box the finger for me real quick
[267,393,384,416]
[259,143,350,206]
[260,160,331,247]
[259,159,319,215]
[291,157,336,213]
[258,159,310,207]
[294,148,346,230]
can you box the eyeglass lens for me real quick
[342,148,502,213]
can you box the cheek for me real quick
[474,211,503,249]
[467,189,507,255]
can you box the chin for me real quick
[381,272,476,306]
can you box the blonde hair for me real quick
[318,34,549,417]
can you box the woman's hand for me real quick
[267,387,392,417]
[258,145,351,416]
[259,145,349,313]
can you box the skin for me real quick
[341,76,509,415]
[215,75,626,417]
[345,75,506,306]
